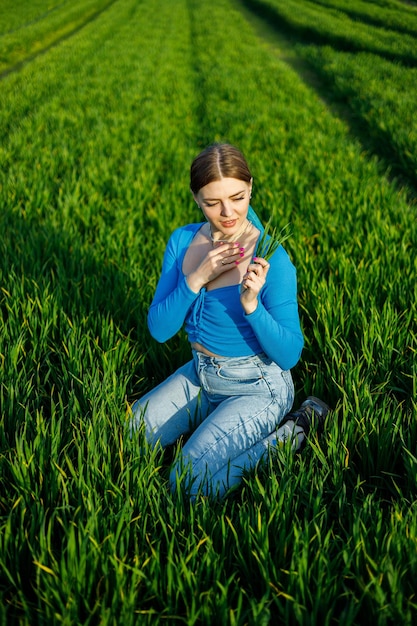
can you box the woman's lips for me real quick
[221,220,237,228]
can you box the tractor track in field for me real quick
[234,0,417,201]
[0,0,118,82]
[0,1,68,39]
[237,0,417,68]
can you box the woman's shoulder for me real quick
[170,222,204,239]
[167,222,205,252]
[268,244,296,273]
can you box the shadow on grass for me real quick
[1,211,144,335]
[0,208,158,421]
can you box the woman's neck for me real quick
[209,219,252,246]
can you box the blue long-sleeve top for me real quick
[147,221,304,370]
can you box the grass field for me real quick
[0,0,416,623]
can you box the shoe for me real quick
[280,396,330,438]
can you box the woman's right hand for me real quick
[186,242,242,293]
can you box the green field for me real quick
[0,0,416,623]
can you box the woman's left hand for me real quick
[240,257,269,314]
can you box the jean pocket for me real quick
[215,362,263,384]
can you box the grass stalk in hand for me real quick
[255,220,292,262]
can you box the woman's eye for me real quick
[235,197,245,201]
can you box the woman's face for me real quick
[194,177,252,238]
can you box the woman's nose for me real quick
[220,202,233,216]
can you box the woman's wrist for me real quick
[242,299,258,315]
[185,272,204,294]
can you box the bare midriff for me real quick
[190,341,224,358]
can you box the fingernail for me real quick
[235,242,240,247]
[253,257,259,262]
[239,247,245,252]
[240,252,245,257]
[235,261,240,266]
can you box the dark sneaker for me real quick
[280,396,330,438]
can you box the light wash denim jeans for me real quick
[131,350,294,498]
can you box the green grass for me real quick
[240,0,417,64]
[0,0,66,35]
[0,0,116,75]
[309,0,417,35]
[241,0,417,190]
[0,0,416,623]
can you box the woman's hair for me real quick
[190,143,252,194]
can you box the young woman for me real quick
[131,143,329,498]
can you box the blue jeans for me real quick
[131,350,294,498]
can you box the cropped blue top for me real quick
[147,217,304,370]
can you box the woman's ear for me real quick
[192,192,200,208]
